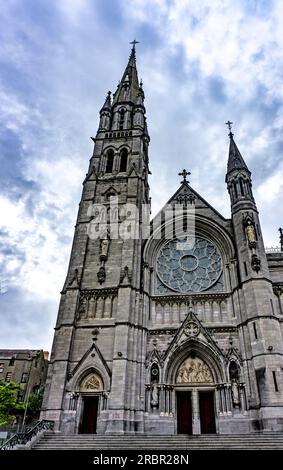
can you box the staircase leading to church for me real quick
[32,432,283,450]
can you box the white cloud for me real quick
[1,0,283,351]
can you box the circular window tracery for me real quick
[157,237,222,293]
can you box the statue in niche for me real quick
[150,384,159,408]
[176,357,213,384]
[245,221,256,243]
[100,238,110,260]
[231,379,240,407]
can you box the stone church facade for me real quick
[41,45,283,435]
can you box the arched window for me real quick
[239,178,244,196]
[105,149,114,173]
[150,363,159,383]
[234,182,238,198]
[119,148,128,172]
[119,109,125,130]
[229,361,239,381]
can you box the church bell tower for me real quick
[225,124,283,419]
[41,43,151,434]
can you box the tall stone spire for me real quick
[100,90,111,111]
[112,42,140,105]
[225,123,255,210]
[226,130,250,177]
[98,91,112,130]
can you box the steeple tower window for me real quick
[119,148,128,172]
[234,182,238,199]
[105,149,114,173]
[119,109,125,130]
[239,178,244,197]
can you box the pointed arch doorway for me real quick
[175,356,216,434]
[79,372,104,434]
[81,396,99,434]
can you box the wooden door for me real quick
[177,392,192,434]
[81,396,98,434]
[199,390,216,434]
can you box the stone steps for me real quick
[32,433,283,450]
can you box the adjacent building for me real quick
[0,349,49,402]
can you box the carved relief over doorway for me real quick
[80,372,104,392]
[176,357,214,384]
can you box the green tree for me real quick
[26,387,44,420]
[0,381,24,426]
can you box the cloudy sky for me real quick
[1,0,283,353]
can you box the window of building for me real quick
[17,391,24,402]
[239,178,244,196]
[119,109,125,130]
[6,372,12,382]
[9,358,15,366]
[21,372,28,383]
[234,182,238,198]
[105,149,114,173]
[119,148,128,172]
[272,371,279,392]
[0,363,4,373]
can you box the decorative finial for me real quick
[130,39,140,48]
[225,120,234,138]
[178,169,191,184]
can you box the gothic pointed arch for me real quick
[105,148,115,173]
[67,340,111,392]
[164,337,224,385]
[119,147,128,172]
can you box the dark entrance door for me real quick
[177,392,192,434]
[81,396,98,434]
[199,390,216,434]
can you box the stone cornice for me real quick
[152,292,230,303]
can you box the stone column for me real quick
[192,389,200,434]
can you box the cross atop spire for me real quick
[130,39,140,48]
[225,120,234,139]
[179,169,191,184]
[225,120,233,132]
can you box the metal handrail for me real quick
[0,419,54,450]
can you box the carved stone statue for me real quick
[80,373,103,392]
[100,238,110,260]
[231,379,240,407]
[176,357,213,384]
[150,384,159,408]
[246,222,256,242]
